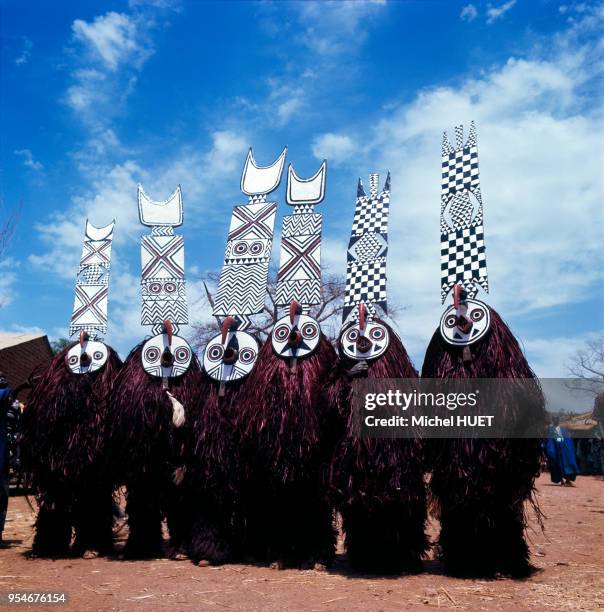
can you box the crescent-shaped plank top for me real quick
[240,147,287,196]
[286,161,327,206]
[85,220,115,241]
[138,184,183,227]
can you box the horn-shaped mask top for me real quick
[340,173,391,361]
[438,123,491,346]
[272,161,327,362]
[138,184,192,378]
[65,219,115,374]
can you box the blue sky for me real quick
[1,0,602,378]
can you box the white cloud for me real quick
[486,0,517,24]
[311,133,358,165]
[295,0,387,56]
[460,4,478,22]
[15,37,32,66]
[14,149,43,171]
[72,12,144,71]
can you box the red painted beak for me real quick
[289,300,301,324]
[221,316,237,345]
[358,302,367,332]
[163,319,173,346]
[454,284,462,310]
[79,330,89,348]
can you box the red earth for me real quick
[0,473,602,611]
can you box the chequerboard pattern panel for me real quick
[342,173,390,323]
[440,121,489,303]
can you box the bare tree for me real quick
[190,269,402,352]
[565,337,604,397]
[0,200,19,261]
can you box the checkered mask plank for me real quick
[439,122,489,303]
[343,174,390,322]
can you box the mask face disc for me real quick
[66,340,108,374]
[440,298,491,346]
[340,321,390,361]
[271,313,320,359]
[204,330,258,382]
[141,333,192,378]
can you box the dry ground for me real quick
[0,474,602,611]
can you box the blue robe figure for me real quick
[544,418,578,485]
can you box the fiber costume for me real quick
[421,123,546,577]
[109,186,200,558]
[236,159,338,569]
[327,174,428,573]
[22,220,121,557]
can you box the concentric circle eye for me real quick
[445,315,457,328]
[233,242,248,255]
[207,344,224,362]
[250,242,263,255]
[346,329,359,342]
[174,346,191,363]
[470,308,485,321]
[274,324,290,342]
[239,347,256,364]
[164,282,177,294]
[93,351,104,360]
[149,282,162,294]
[68,355,79,366]
[302,322,319,339]
[144,346,161,362]
[370,326,385,340]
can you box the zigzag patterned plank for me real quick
[275,279,321,306]
[213,261,270,316]
[141,300,189,326]
[281,213,322,237]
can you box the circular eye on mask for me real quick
[445,315,457,328]
[149,282,162,294]
[250,241,263,255]
[207,344,224,362]
[274,324,290,342]
[68,355,79,366]
[164,282,177,294]
[93,350,104,360]
[346,329,359,342]
[470,309,485,321]
[233,242,248,255]
[370,327,385,340]
[302,322,319,339]
[239,347,256,364]
[144,346,161,362]
[174,346,191,363]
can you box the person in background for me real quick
[0,371,13,546]
[544,416,579,486]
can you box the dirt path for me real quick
[0,474,602,611]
